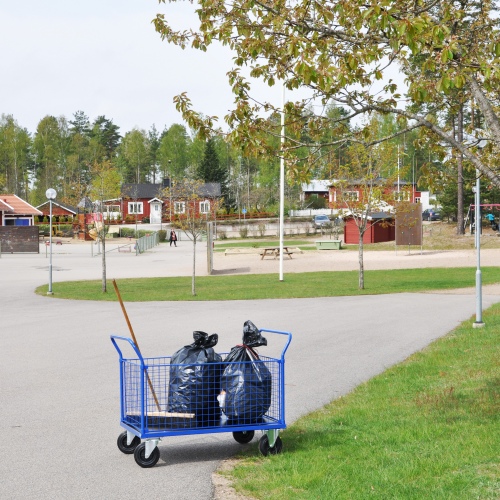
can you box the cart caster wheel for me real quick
[134,443,160,468]
[233,430,255,444]
[259,435,283,456]
[117,431,140,454]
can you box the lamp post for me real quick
[472,173,485,328]
[168,160,173,222]
[45,188,57,295]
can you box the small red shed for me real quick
[344,212,395,244]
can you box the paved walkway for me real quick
[1,241,499,499]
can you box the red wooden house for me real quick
[36,200,78,222]
[103,182,222,223]
[329,179,420,209]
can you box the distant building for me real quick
[300,180,331,203]
[102,182,222,223]
[36,200,78,222]
[0,194,42,226]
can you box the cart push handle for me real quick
[259,328,292,360]
[110,335,146,366]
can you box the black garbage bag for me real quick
[220,321,272,424]
[167,331,223,427]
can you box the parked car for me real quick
[422,209,441,221]
[313,214,331,229]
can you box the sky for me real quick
[0,0,277,136]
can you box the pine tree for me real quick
[197,139,226,184]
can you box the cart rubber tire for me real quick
[232,431,255,444]
[134,443,160,468]
[117,431,140,454]
[259,435,283,456]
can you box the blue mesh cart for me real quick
[111,329,292,468]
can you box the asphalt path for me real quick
[1,241,499,499]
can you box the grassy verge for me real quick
[226,304,500,499]
[35,267,500,301]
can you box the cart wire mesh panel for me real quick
[111,329,291,441]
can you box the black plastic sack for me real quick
[167,331,223,427]
[220,321,272,424]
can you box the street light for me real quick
[168,160,173,222]
[45,188,57,295]
[472,175,485,328]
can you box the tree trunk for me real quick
[101,230,107,293]
[358,232,364,290]
[192,237,196,296]
[457,105,465,235]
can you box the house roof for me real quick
[302,180,331,192]
[198,182,221,197]
[122,183,163,199]
[0,199,13,212]
[0,194,42,215]
[346,211,394,220]
[36,200,78,214]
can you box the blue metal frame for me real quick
[110,329,292,441]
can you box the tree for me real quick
[148,125,161,183]
[118,129,149,183]
[154,0,500,190]
[335,133,400,289]
[158,124,191,181]
[0,115,31,197]
[162,179,222,295]
[89,116,121,163]
[32,116,62,205]
[88,161,121,293]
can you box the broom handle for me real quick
[112,279,161,412]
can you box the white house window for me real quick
[344,191,359,201]
[199,200,210,214]
[128,202,143,214]
[104,204,121,220]
[174,202,186,214]
[394,191,410,202]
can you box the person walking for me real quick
[169,229,177,247]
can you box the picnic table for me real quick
[260,246,294,260]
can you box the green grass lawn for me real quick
[225,305,500,499]
[36,267,500,301]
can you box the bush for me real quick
[158,230,167,242]
[120,228,136,238]
[239,225,249,238]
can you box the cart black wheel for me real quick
[134,442,160,468]
[259,435,283,456]
[117,431,140,454]
[233,431,255,444]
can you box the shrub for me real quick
[258,223,266,237]
[120,228,135,238]
[218,229,227,240]
[158,230,167,242]
[239,225,249,238]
